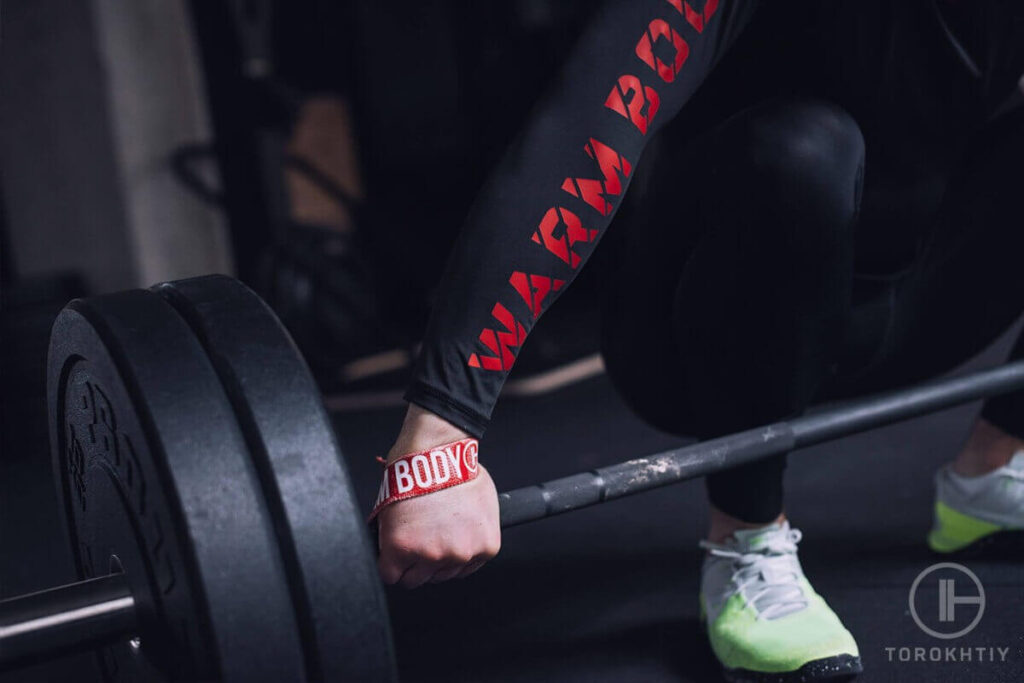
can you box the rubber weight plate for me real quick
[154,275,397,683]
[48,289,307,681]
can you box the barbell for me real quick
[1,274,1022,682]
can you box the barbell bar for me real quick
[1,274,1022,681]
[499,357,1024,526]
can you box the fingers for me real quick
[453,557,488,579]
[379,544,498,588]
[427,564,465,584]
[453,535,500,580]
[397,547,478,589]
[378,547,416,586]
[396,563,439,590]
[423,543,499,585]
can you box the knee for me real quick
[733,99,865,221]
[743,99,864,180]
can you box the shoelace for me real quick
[998,466,1024,498]
[1000,468,1024,482]
[700,528,809,621]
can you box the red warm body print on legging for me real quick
[467,0,720,373]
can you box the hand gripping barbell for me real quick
[1,274,1022,682]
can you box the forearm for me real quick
[404,0,758,438]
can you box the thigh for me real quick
[600,98,864,435]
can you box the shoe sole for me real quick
[931,529,1024,560]
[722,654,863,683]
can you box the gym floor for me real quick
[3,308,1022,683]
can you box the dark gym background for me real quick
[2,1,1022,681]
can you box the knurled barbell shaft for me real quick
[498,359,1024,526]
[0,573,135,672]
[3,359,1024,669]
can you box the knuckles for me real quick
[377,561,405,585]
[448,549,477,565]
[418,548,449,564]
[482,539,501,558]
[382,538,495,566]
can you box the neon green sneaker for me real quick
[699,522,861,682]
[928,451,1024,555]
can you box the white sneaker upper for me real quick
[699,521,809,625]
[935,451,1024,528]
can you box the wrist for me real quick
[387,404,472,464]
[370,436,480,521]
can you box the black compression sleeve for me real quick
[405,0,759,436]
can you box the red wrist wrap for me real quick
[368,438,480,522]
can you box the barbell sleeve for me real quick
[0,573,136,672]
[498,359,1024,527]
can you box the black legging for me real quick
[601,98,1024,523]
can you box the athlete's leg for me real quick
[974,325,1024,464]
[818,110,1024,555]
[601,98,865,526]
[599,97,866,681]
